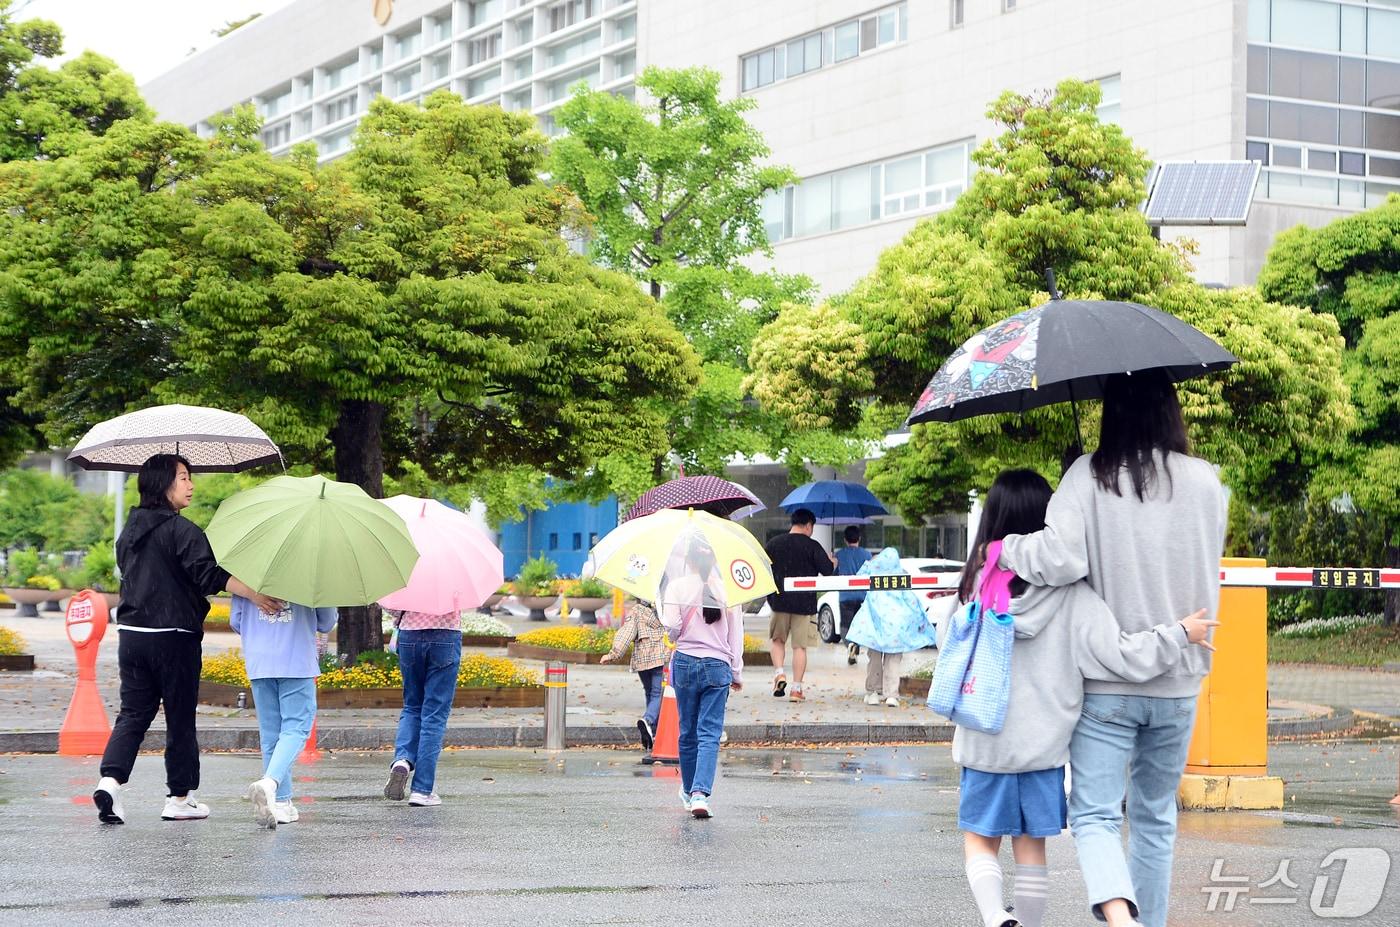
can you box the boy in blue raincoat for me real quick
[845,547,938,706]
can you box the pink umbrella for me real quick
[377,495,504,614]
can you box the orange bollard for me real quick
[59,591,112,755]
[298,717,321,763]
[644,683,680,766]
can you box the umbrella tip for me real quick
[1044,267,1061,300]
[319,481,326,499]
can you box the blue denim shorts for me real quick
[959,766,1067,837]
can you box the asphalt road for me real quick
[2,741,1398,926]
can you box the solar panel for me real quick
[1142,161,1261,226]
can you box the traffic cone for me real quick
[644,684,680,766]
[298,717,321,763]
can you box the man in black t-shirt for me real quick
[763,508,835,702]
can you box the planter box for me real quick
[200,680,544,709]
[3,587,58,617]
[742,650,773,666]
[461,634,515,648]
[0,654,35,671]
[507,642,607,664]
[898,676,931,698]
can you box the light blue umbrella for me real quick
[779,480,888,524]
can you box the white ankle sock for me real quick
[1014,863,1049,927]
[965,853,1009,927]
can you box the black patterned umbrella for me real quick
[623,476,764,523]
[907,299,1236,427]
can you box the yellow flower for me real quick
[206,603,231,623]
[743,634,766,653]
[0,626,28,656]
[200,650,251,687]
[515,627,615,654]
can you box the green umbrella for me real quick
[206,474,419,607]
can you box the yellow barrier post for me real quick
[1178,557,1283,810]
[611,588,625,627]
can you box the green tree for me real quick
[1257,195,1400,622]
[0,94,700,658]
[551,67,875,484]
[0,467,110,552]
[747,80,1351,524]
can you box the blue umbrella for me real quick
[779,480,888,524]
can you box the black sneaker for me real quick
[636,718,654,751]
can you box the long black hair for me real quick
[137,453,192,510]
[1091,370,1189,502]
[957,469,1053,603]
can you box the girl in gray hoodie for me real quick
[941,470,1214,927]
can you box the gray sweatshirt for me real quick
[999,452,1227,698]
[938,582,1192,774]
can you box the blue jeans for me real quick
[394,629,462,795]
[638,666,664,729]
[250,677,317,801]
[1069,693,1198,927]
[671,651,731,797]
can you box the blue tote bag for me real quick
[927,540,1016,734]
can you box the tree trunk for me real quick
[331,399,386,662]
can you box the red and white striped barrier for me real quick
[785,566,1400,593]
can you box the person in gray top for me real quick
[942,469,1215,927]
[997,371,1228,927]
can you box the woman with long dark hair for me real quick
[997,371,1227,927]
[93,454,281,825]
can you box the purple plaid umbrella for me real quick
[623,476,765,523]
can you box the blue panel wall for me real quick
[498,496,619,578]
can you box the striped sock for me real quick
[1014,863,1049,927]
[965,853,1009,927]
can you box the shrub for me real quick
[3,548,40,587]
[742,633,766,653]
[1272,613,1383,640]
[201,650,251,687]
[81,542,119,592]
[23,574,60,591]
[0,626,28,656]
[515,626,615,653]
[496,582,514,595]
[559,577,610,598]
[909,660,936,680]
[513,556,559,597]
[461,613,513,637]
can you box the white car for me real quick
[815,557,964,644]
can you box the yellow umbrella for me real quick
[590,508,775,608]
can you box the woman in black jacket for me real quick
[93,454,281,825]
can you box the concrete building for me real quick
[138,0,1400,558]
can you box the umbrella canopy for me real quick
[906,299,1237,426]
[590,509,775,609]
[68,404,282,473]
[377,495,504,614]
[780,480,888,524]
[623,475,765,522]
[206,475,418,607]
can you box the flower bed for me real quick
[204,602,233,632]
[898,661,936,698]
[507,626,614,664]
[460,613,516,647]
[0,626,34,671]
[198,651,543,708]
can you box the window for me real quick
[548,0,596,34]
[1269,49,1338,103]
[511,55,533,81]
[546,64,598,101]
[365,46,383,73]
[325,57,357,92]
[430,11,453,44]
[295,111,313,137]
[394,66,420,96]
[1246,140,1270,164]
[319,127,354,155]
[428,51,451,82]
[951,0,964,28]
[547,29,600,69]
[613,15,636,42]
[469,0,503,27]
[571,533,582,550]
[1096,74,1121,124]
[832,164,876,228]
[322,92,357,125]
[883,154,923,214]
[263,121,291,149]
[1003,0,1017,10]
[548,532,558,550]
[515,19,534,45]
[741,4,906,92]
[394,30,420,60]
[262,86,293,118]
[468,68,501,98]
[469,30,502,65]
[614,51,636,79]
[505,89,532,111]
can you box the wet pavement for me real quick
[1,741,1397,926]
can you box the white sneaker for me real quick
[689,793,711,818]
[161,793,210,820]
[93,776,124,825]
[678,786,692,811]
[885,696,900,707]
[274,800,299,824]
[863,692,882,706]
[384,759,411,801]
[247,777,277,829]
[408,791,441,806]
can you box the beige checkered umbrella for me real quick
[67,404,282,473]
